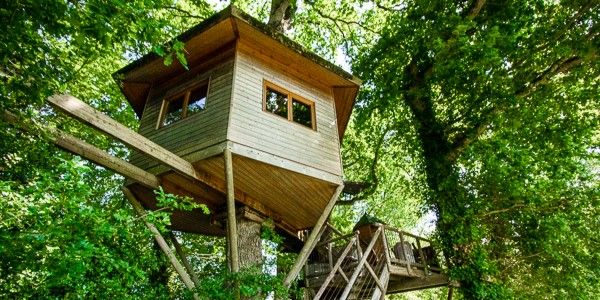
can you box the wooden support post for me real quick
[170,233,201,287]
[224,148,239,272]
[283,184,344,287]
[2,111,159,189]
[122,187,198,299]
[381,226,391,269]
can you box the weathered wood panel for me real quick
[194,153,338,230]
[130,60,234,170]
[228,51,342,177]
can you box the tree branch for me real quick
[516,56,583,98]
[308,4,380,35]
[466,0,486,20]
[446,108,497,162]
[159,6,205,19]
[446,55,585,162]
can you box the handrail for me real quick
[314,235,358,299]
[307,223,443,299]
[315,232,356,248]
[382,225,432,243]
[339,227,382,299]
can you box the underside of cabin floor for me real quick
[125,144,340,244]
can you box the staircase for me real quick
[304,224,449,299]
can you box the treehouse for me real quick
[7,5,452,297]
[113,6,360,241]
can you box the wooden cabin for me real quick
[114,6,360,240]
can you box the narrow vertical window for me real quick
[265,87,288,119]
[292,98,313,128]
[187,84,208,116]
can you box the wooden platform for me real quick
[304,224,450,299]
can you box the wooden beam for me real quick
[170,233,201,287]
[47,95,200,181]
[224,148,239,272]
[283,184,344,287]
[122,187,199,299]
[2,111,159,189]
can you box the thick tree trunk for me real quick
[268,0,293,32]
[236,215,263,269]
[403,58,481,297]
[225,208,264,270]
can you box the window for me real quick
[159,82,208,127]
[263,81,316,130]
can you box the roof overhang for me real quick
[114,5,361,140]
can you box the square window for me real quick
[265,87,288,119]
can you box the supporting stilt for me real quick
[170,233,201,287]
[224,148,239,272]
[284,184,344,287]
[122,187,199,299]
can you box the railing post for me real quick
[416,238,428,278]
[380,226,391,270]
[355,231,363,261]
[399,231,412,276]
[328,242,333,270]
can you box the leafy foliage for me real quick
[345,0,600,298]
[2,0,598,299]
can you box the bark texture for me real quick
[235,215,263,269]
[268,0,293,32]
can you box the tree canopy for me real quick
[1,0,598,299]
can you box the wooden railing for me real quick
[382,225,443,276]
[305,224,443,300]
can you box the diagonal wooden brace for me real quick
[283,184,344,287]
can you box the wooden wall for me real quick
[228,51,343,177]
[130,60,234,170]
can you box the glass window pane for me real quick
[187,84,208,116]
[265,87,288,118]
[292,98,313,128]
[163,95,184,126]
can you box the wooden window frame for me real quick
[157,80,210,128]
[262,80,317,130]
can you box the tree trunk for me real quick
[268,0,293,32]
[236,214,263,269]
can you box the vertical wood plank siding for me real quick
[130,60,234,170]
[228,52,342,176]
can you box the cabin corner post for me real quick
[283,184,344,287]
[224,148,240,272]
